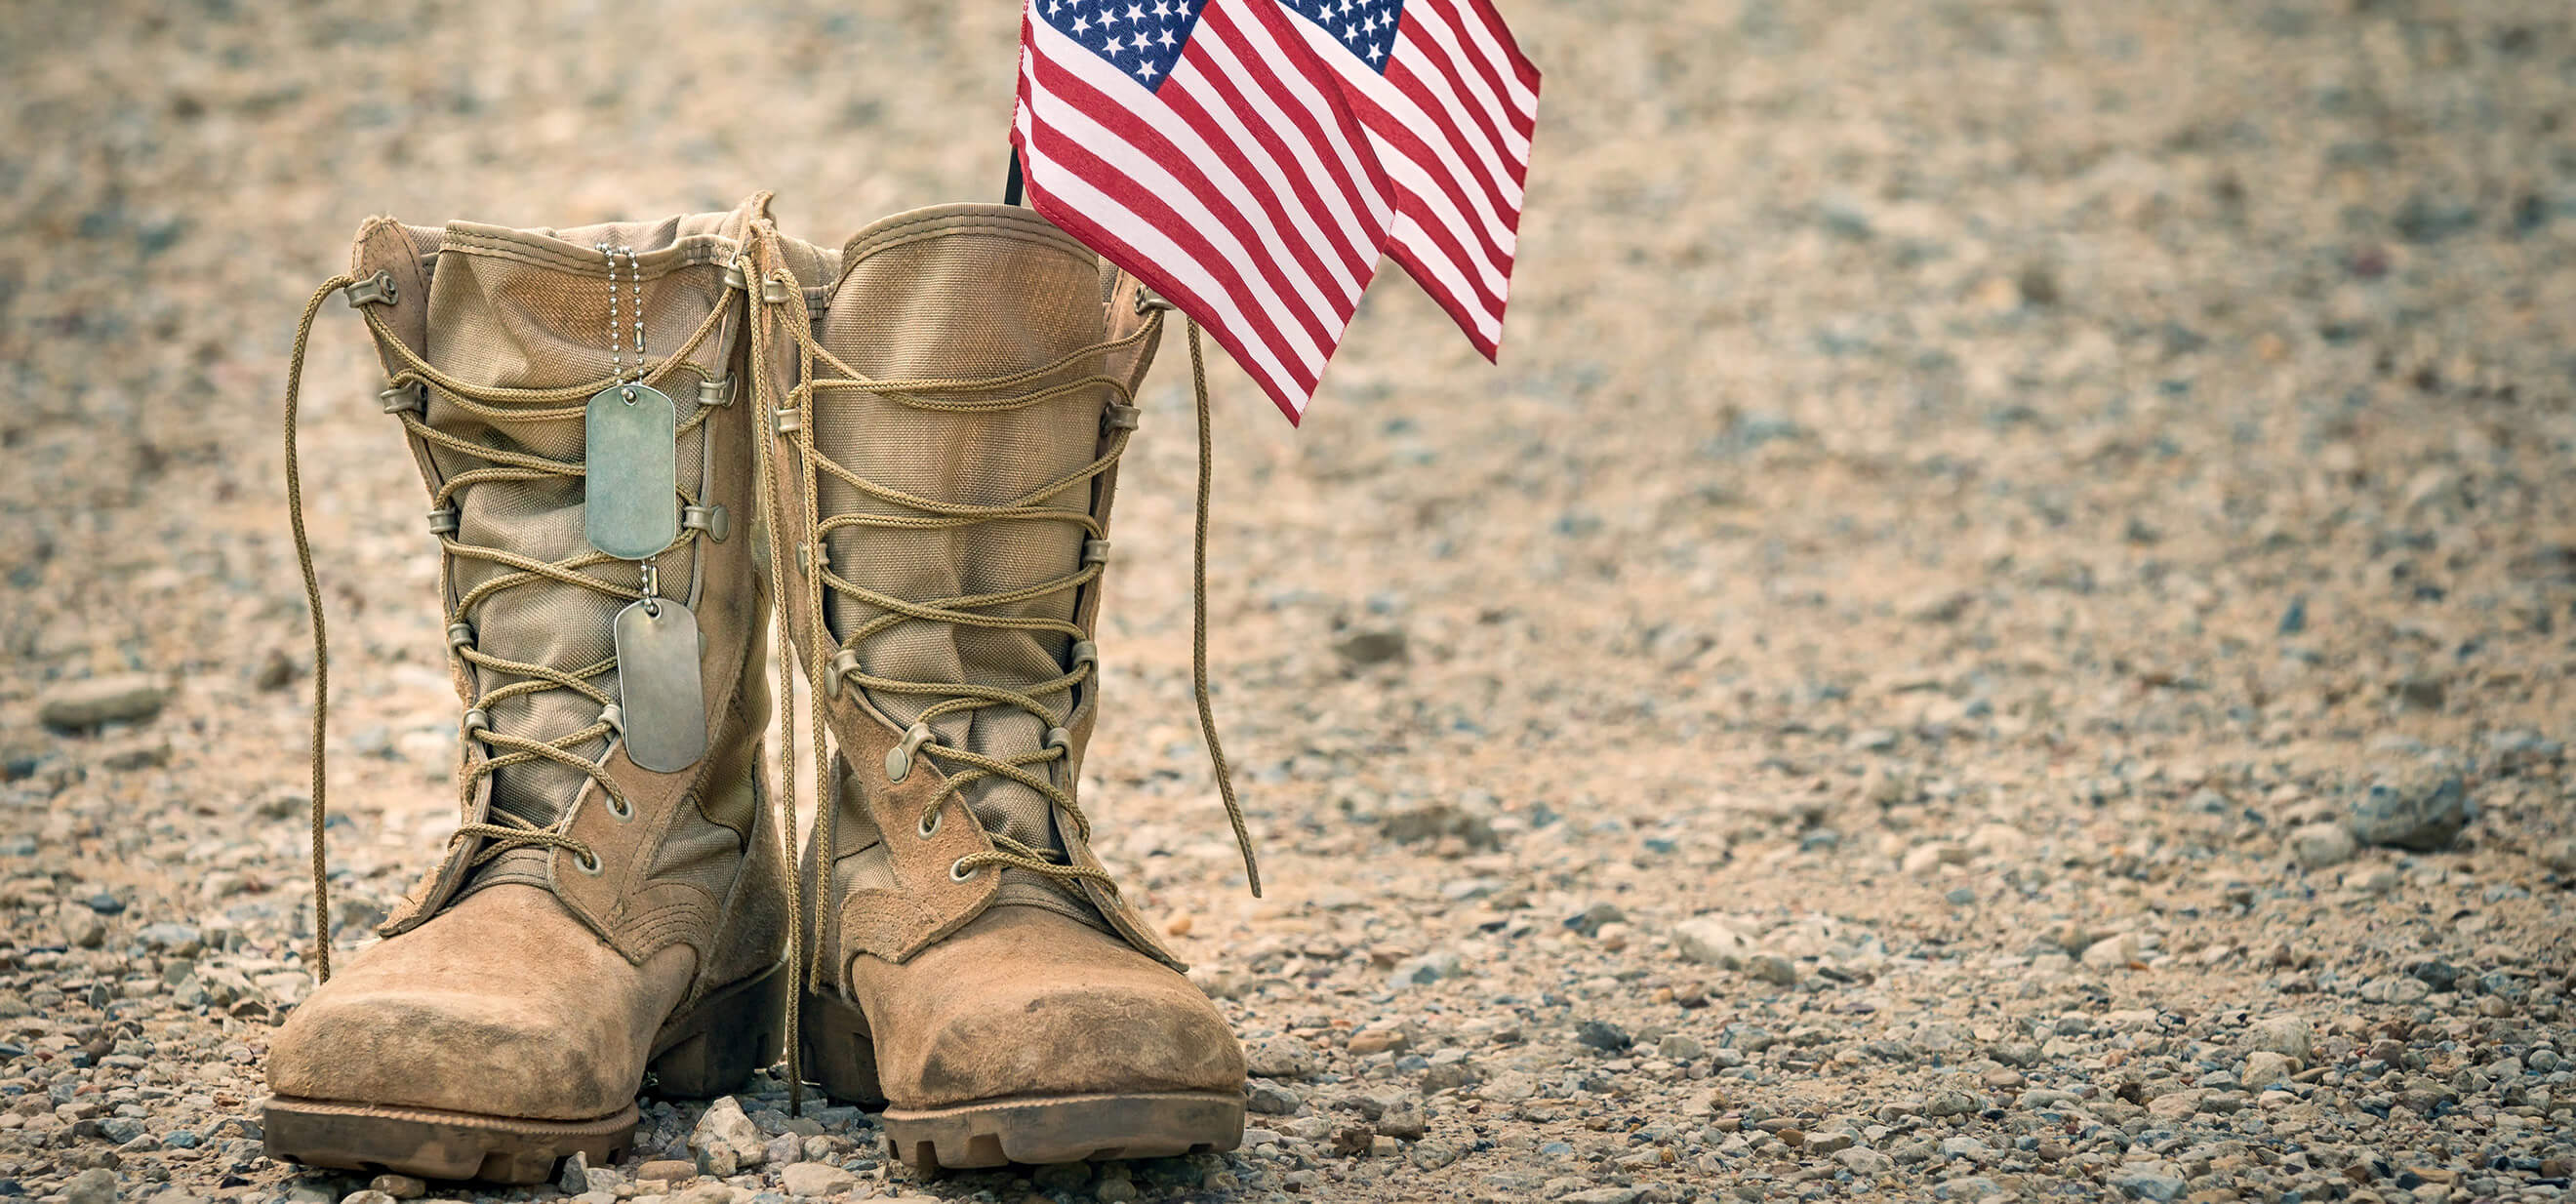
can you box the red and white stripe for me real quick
[1285,0,1540,360]
[1015,0,1395,422]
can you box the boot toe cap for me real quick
[268,981,632,1119]
[862,906,1247,1107]
[264,885,682,1122]
[910,972,1244,1104]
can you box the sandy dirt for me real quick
[3,1,2574,1202]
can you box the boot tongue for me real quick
[415,215,733,842]
[810,211,1112,882]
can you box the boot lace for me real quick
[282,270,733,981]
[738,225,1261,1110]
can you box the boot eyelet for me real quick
[573,851,603,875]
[917,807,942,839]
[949,859,977,882]
[606,795,633,821]
[885,721,934,783]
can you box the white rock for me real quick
[1671,916,1751,968]
[2243,1016,2313,1064]
[1901,842,1967,875]
[2081,933,2142,970]
[690,1096,767,1172]
[778,1163,856,1197]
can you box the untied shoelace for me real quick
[282,230,1262,1115]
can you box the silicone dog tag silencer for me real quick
[584,383,680,559]
[613,596,706,773]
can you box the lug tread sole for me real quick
[260,1097,635,1184]
[882,1091,1246,1171]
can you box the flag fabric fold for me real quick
[1014,0,1395,422]
[1012,0,1538,421]
[1278,0,1539,361]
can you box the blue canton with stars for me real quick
[1294,0,1406,74]
[1039,0,1213,93]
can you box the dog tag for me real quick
[613,597,706,773]
[584,383,680,559]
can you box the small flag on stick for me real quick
[1276,0,1539,360]
[1014,0,1396,422]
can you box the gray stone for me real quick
[1922,1089,1981,1118]
[2110,1162,2189,1202]
[1386,948,1465,987]
[1334,627,1408,666]
[1938,1135,1990,1158]
[64,1168,117,1204]
[365,1177,423,1201]
[1410,1139,1463,1170]
[339,1192,397,1204]
[1832,1147,1892,1176]
[555,1153,595,1196]
[1559,1190,1644,1204]
[1244,1036,1318,1079]
[1247,1080,1304,1114]
[2348,763,2473,851]
[1745,953,1798,985]
[39,675,169,729]
[1575,1020,1632,1051]
[1377,1100,1429,1141]
[760,1132,800,1168]
[2285,822,2356,869]
[1419,1054,1482,1094]
[2360,974,2433,1004]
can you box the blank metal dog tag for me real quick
[613,597,705,773]
[584,383,680,559]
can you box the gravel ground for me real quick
[6,1,2576,1202]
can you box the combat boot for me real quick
[738,204,1251,1170]
[263,198,792,1182]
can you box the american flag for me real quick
[1278,0,1539,360]
[1014,0,1396,422]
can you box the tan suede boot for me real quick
[264,198,791,1183]
[739,205,1249,1170]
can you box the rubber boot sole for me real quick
[800,989,1244,1172]
[262,961,786,1184]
